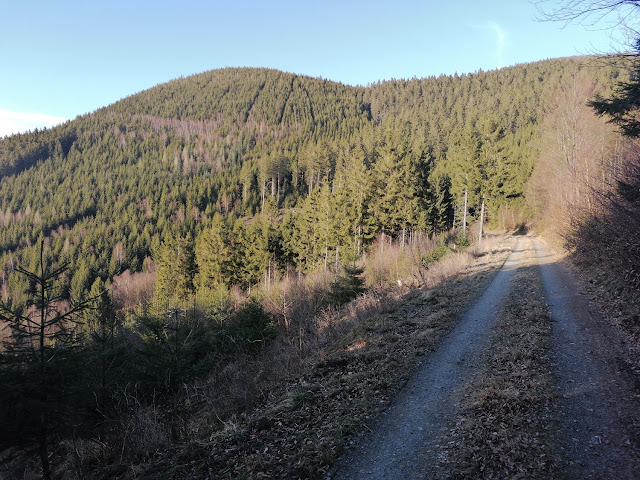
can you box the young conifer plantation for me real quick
[0,57,638,478]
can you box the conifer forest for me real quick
[1,56,640,479]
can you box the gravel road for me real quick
[332,237,528,479]
[331,236,640,479]
[534,237,640,479]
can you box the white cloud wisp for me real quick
[0,109,68,138]
[471,21,509,70]
[487,21,508,69]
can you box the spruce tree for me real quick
[195,214,233,296]
[153,234,196,311]
[0,242,92,480]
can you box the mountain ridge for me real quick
[0,56,625,302]
[2,55,640,480]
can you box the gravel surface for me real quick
[534,237,640,479]
[331,237,528,479]
[331,236,640,479]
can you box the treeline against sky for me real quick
[0,58,623,308]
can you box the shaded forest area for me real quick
[1,57,638,479]
[528,56,640,340]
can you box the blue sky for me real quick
[0,0,628,136]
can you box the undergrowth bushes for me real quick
[567,158,640,299]
[1,228,484,479]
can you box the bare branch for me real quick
[534,0,640,26]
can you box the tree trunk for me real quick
[324,244,328,271]
[39,429,51,480]
[463,189,468,231]
[39,256,51,480]
[277,174,282,206]
[479,197,485,241]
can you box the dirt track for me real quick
[331,236,640,479]
[534,236,640,479]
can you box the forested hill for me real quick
[0,58,622,304]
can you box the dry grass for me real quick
[133,235,516,479]
[432,254,561,479]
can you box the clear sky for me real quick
[0,0,628,137]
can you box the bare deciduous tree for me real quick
[535,0,640,29]
[530,71,623,231]
[535,0,640,56]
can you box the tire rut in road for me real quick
[430,238,560,478]
[534,237,640,479]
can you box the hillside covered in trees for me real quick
[0,59,623,302]
[1,57,637,479]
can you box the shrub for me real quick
[226,301,276,353]
[328,264,367,306]
[454,231,470,248]
[422,242,449,266]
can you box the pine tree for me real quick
[444,127,483,227]
[369,135,420,239]
[291,188,324,270]
[429,174,454,232]
[229,218,269,290]
[332,143,373,256]
[84,278,124,446]
[153,234,196,311]
[195,214,233,296]
[0,242,92,480]
[590,40,640,137]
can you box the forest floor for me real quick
[330,235,640,479]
